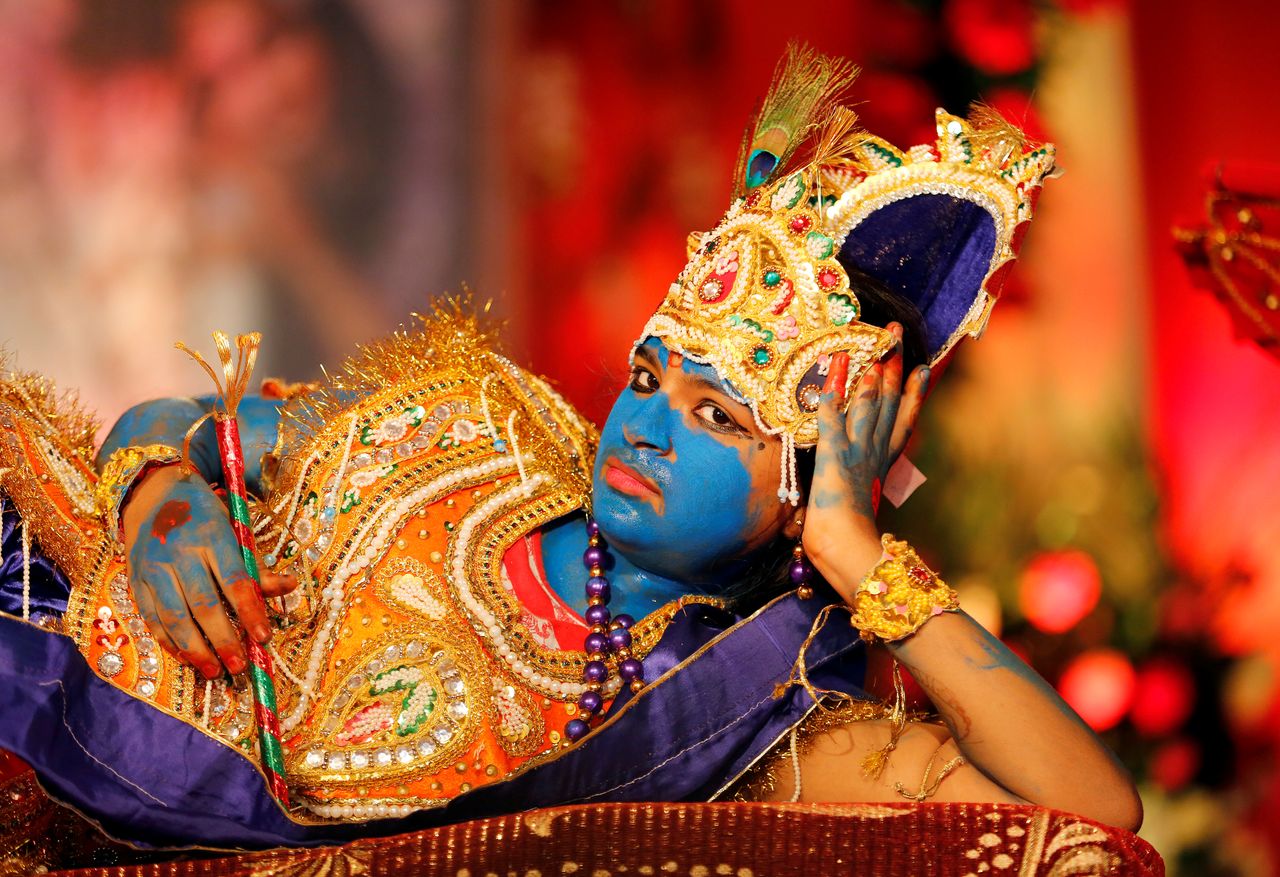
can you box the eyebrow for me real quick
[634,346,660,368]
[634,345,726,395]
[684,371,736,398]
[634,346,754,428]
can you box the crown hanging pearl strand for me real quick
[565,520,641,743]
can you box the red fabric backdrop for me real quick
[1131,0,1280,857]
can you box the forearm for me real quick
[889,611,1142,829]
[96,395,282,493]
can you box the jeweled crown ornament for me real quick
[638,44,1057,503]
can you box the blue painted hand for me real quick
[121,466,297,679]
[801,323,930,600]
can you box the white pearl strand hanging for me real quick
[20,519,30,621]
[266,450,321,559]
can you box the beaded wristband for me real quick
[849,534,959,643]
[95,444,183,539]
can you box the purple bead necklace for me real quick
[565,520,641,742]
[790,542,815,599]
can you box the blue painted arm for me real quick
[96,394,283,493]
[95,393,290,680]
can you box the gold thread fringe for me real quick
[0,355,100,461]
[175,332,262,418]
[279,292,507,453]
[861,659,907,780]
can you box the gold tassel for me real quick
[861,658,907,780]
[773,602,859,709]
[774,604,911,781]
[175,331,262,418]
[805,106,866,172]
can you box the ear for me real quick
[782,505,806,541]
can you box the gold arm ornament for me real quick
[849,534,960,643]
[94,444,183,539]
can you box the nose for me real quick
[621,395,674,454]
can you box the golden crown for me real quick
[638,46,1056,501]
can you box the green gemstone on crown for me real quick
[805,231,835,260]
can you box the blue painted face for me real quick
[591,338,792,587]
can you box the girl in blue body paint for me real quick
[104,301,1141,832]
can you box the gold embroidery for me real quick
[244,846,373,877]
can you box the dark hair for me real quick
[720,264,927,611]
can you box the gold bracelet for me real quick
[95,444,183,539]
[849,534,959,643]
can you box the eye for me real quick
[629,366,659,394]
[693,402,748,436]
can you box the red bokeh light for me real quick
[1058,649,1137,731]
[943,0,1037,76]
[1130,658,1196,737]
[1149,737,1200,792]
[1019,550,1103,634]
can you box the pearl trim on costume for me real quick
[267,450,320,558]
[21,519,30,621]
[448,472,621,701]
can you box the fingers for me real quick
[134,570,223,680]
[130,580,185,664]
[260,570,299,598]
[873,324,905,453]
[206,533,273,644]
[888,365,931,462]
[845,357,882,450]
[821,351,850,402]
[173,552,248,675]
[813,352,853,489]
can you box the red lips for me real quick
[603,459,661,500]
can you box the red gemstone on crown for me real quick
[818,268,840,289]
[789,216,812,233]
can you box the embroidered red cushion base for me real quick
[38,801,1163,876]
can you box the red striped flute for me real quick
[178,332,290,806]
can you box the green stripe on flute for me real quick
[228,491,252,522]
[258,747,284,773]
[239,545,261,582]
[260,736,286,770]
[250,665,279,712]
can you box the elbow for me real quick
[1114,784,1144,834]
[1082,774,1144,834]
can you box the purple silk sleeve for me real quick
[0,495,71,624]
[0,584,865,850]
